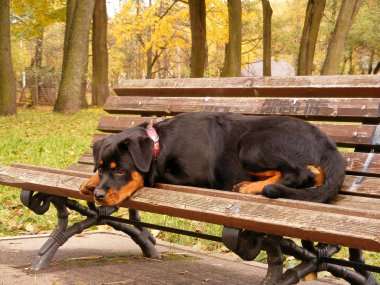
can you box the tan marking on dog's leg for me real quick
[248,170,280,179]
[235,171,282,194]
[79,174,99,195]
[307,165,324,186]
[99,172,144,206]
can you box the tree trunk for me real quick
[373,62,380,74]
[146,47,153,79]
[221,0,242,77]
[297,0,326,75]
[348,48,354,74]
[91,0,109,106]
[30,32,44,105]
[80,45,89,109]
[54,0,95,113]
[146,0,153,79]
[63,0,76,70]
[189,0,206,78]
[368,49,374,74]
[321,0,362,75]
[0,0,17,115]
[262,0,272,76]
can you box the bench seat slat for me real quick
[114,76,380,98]
[103,96,380,122]
[97,116,379,149]
[65,163,94,173]
[0,165,379,252]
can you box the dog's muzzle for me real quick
[94,188,107,201]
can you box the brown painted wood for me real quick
[103,96,380,122]
[341,175,380,198]
[77,152,93,164]
[65,163,94,173]
[344,152,380,177]
[11,163,92,178]
[126,188,380,251]
[97,116,164,132]
[97,115,379,149]
[114,76,380,98]
[0,165,379,251]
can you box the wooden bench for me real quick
[0,75,379,285]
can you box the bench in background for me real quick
[0,75,379,285]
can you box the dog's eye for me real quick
[114,167,126,175]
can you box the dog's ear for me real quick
[118,130,153,173]
[92,139,103,172]
[127,137,153,173]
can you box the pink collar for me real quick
[146,126,160,160]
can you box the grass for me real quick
[0,108,378,280]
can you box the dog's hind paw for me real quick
[232,181,251,192]
[262,185,281,199]
[232,181,265,194]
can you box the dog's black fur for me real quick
[81,112,345,205]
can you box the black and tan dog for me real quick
[80,112,345,206]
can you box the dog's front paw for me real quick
[79,181,95,195]
[79,175,99,195]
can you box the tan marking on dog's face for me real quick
[79,174,100,195]
[110,162,117,169]
[99,160,103,166]
[97,171,144,206]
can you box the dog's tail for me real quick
[262,148,346,203]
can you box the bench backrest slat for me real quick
[103,96,380,122]
[114,75,380,98]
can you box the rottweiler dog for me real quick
[80,112,345,206]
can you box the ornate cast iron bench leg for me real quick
[20,189,160,270]
[222,227,379,285]
[102,209,160,259]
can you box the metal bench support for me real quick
[20,189,160,270]
[222,227,379,285]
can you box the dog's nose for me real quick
[94,189,107,201]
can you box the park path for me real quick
[0,231,343,285]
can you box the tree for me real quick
[189,0,206,77]
[262,0,272,76]
[297,0,326,75]
[0,0,17,115]
[321,0,362,75]
[221,0,242,77]
[92,0,109,106]
[54,0,95,113]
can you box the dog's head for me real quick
[79,124,154,206]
